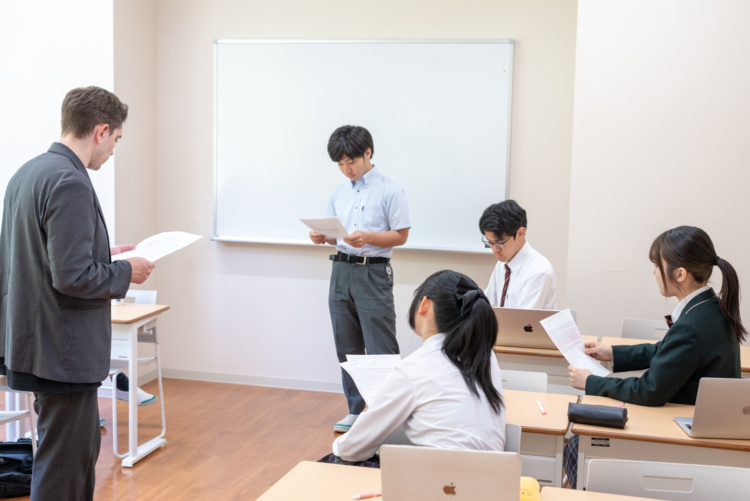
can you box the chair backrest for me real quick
[586,459,750,500]
[504,423,521,454]
[125,289,157,305]
[621,318,669,340]
[500,370,548,392]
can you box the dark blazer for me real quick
[585,288,741,406]
[0,143,131,383]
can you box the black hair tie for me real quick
[456,288,489,316]
[715,256,721,266]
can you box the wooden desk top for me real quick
[258,462,660,500]
[603,337,750,373]
[494,335,598,358]
[111,303,170,324]
[572,395,750,452]
[257,461,380,501]
[505,389,578,436]
[541,487,660,500]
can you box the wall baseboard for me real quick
[160,368,343,393]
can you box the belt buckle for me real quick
[356,256,368,265]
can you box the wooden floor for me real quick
[4,378,347,500]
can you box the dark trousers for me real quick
[329,261,399,414]
[32,390,100,501]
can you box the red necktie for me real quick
[500,264,511,307]
[665,315,673,328]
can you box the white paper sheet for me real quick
[112,231,202,262]
[341,354,401,406]
[300,217,349,238]
[539,309,611,377]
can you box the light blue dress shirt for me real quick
[327,166,410,258]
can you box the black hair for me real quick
[649,226,746,343]
[327,125,374,162]
[478,200,527,238]
[408,270,503,413]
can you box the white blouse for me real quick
[333,333,506,461]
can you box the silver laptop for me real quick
[380,445,521,501]
[674,377,750,439]
[494,308,567,350]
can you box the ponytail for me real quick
[408,270,503,413]
[650,226,746,343]
[715,257,747,343]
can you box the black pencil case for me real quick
[567,403,628,429]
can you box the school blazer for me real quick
[0,143,131,384]
[585,288,741,406]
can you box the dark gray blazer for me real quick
[586,288,741,406]
[0,143,131,383]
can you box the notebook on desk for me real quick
[674,377,750,439]
[380,445,521,501]
[494,308,574,350]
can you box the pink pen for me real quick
[537,400,546,415]
[352,491,381,499]
[615,402,625,408]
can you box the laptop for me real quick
[674,377,750,439]
[494,308,572,350]
[380,445,521,501]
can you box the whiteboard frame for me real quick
[212,39,514,253]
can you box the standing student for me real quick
[564,225,744,487]
[309,125,410,432]
[327,270,506,464]
[479,200,556,309]
[0,86,155,500]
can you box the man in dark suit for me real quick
[0,86,155,500]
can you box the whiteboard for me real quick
[214,40,513,253]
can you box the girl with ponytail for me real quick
[564,226,743,487]
[568,225,743,404]
[329,270,506,464]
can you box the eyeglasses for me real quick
[482,234,514,249]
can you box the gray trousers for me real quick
[329,261,399,414]
[32,389,100,501]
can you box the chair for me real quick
[586,459,750,500]
[0,376,37,455]
[621,318,669,340]
[107,289,166,459]
[505,423,521,454]
[501,370,548,393]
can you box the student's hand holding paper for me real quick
[343,231,368,248]
[584,342,613,361]
[309,230,327,244]
[568,365,592,390]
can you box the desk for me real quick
[494,336,597,394]
[257,461,659,500]
[109,303,170,467]
[603,337,750,376]
[505,389,578,487]
[572,395,750,489]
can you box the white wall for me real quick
[110,0,577,390]
[568,0,750,339]
[0,1,116,240]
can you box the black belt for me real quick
[330,252,390,265]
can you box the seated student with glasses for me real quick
[563,225,744,488]
[479,200,556,309]
[320,270,506,467]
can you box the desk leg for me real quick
[576,440,585,490]
[554,437,564,488]
[127,324,139,465]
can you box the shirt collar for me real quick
[506,241,531,273]
[422,333,446,351]
[350,165,379,189]
[671,285,712,321]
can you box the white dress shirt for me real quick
[485,241,556,309]
[333,333,506,462]
[327,166,410,258]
